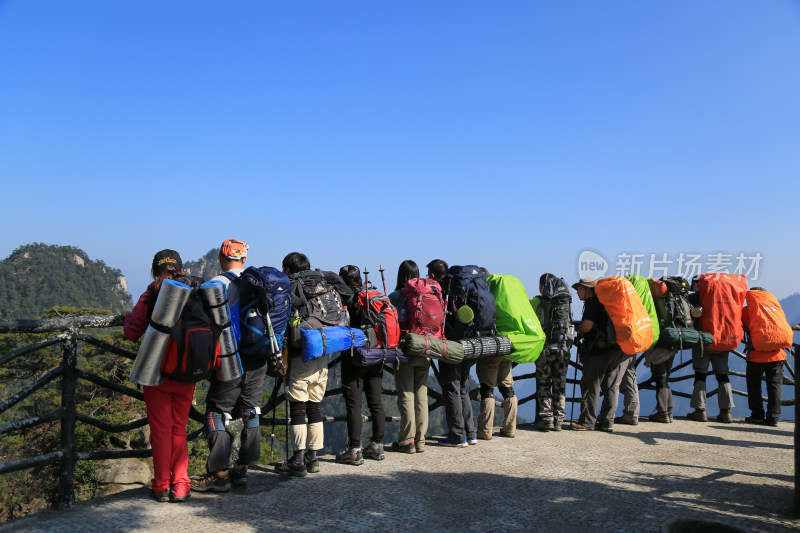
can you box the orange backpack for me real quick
[595,276,653,355]
[744,290,793,352]
[697,274,747,351]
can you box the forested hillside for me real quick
[183,248,220,281]
[0,244,131,319]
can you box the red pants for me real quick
[143,378,195,492]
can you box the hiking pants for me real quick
[143,379,195,493]
[395,357,430,447]
[746,360,784,422]
[439,359,476,442]
[204,357,268,472]
[619,353,640,420]
[287,356,328,452]
[341,353,385,447]
[578,349,627,428]
[690,348,734,411]
[536,347,569,424]
[650,353,676,414]
[476,355,517,438]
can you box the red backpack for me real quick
[357,290,400,349]
[401,278,445,339]
[160,295,222,383]
[697,273,747,351]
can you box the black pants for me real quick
[439,359,476,442]
[341,353,385,446]
[204,357,268,472]
[651,354,676,414]
[746,360,784,422]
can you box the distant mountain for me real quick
[0,243,132,319]
[183,248,221,281]
[780,293,800,325]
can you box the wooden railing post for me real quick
[56,332,79,509]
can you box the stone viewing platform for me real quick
[2,419,797,533]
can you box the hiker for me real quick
[742,287,791,426]
[336,265,386,465]
[533,273,572,432]
[614,348,640,426]
[276,252,353,476]
[124,249,194,503]
[570,278,628,432]
[192,239,261,493]
[687,276,737,423]
[475,350,516,439]
[439,262,489,447]
[389,260,438,453]
[643,347,678,423]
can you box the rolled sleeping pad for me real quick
[200,280,243,383]
[460,335,514,360]
[352,346,405,367]
[130,279,193,386]
[399,333,465,365]
[658,327,714,351]
[301,327,367,362]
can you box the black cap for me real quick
[152,249,182,276]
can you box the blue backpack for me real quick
[225,266,291,374]
[444,265,497,340]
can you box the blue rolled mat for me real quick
[301,327,367,362]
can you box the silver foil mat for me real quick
[200,280,243,382]
[129,280,193,386]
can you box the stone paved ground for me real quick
[2,419,798,533]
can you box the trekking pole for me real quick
[569,344,578,423]
[363,266,370,293]
[379,264,387,296]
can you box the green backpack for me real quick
[626,274,660,348]
[486,274,545,363]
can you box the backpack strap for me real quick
[149,319,171,335]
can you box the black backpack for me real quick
[654,276,693,330]
[444,265,496,341]
[290,269,351,328]
[540,276,574,352]
[159,278,222,383]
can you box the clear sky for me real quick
[1,1,798,302]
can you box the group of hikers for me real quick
[123,240,795,504]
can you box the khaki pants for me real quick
[475,355,517,438]
[395,357,430,446]
[286,357,328,452]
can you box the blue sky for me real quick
[1,1,799,302]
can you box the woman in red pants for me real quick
[124,249,196,503]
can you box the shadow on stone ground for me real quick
[1,420,798,533]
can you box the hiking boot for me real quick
[614,415,638,426]
[230,465,248,487]
[596,424,614,433]
[304,454,320,473]
[648,411,670,424]
[169,486,191,503]
[440,437,468,447]
[150,488,170,503]
[498,430,515,438]
[534,419,553,432]
[687,409,708,422]
[552,421,563,432]
[744,414,765,425]
[570,421,594,431]
[467,437,478,445]
[391,442,416,454]
[765,418,779,427]
[415,442,425,453]
[336,447,364,465]
[275,459,307,477]
[363,441,385,461]
[716,409,733,424]
[667,409,674,423]
[476,434,492,441]
[191,472,231,493]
